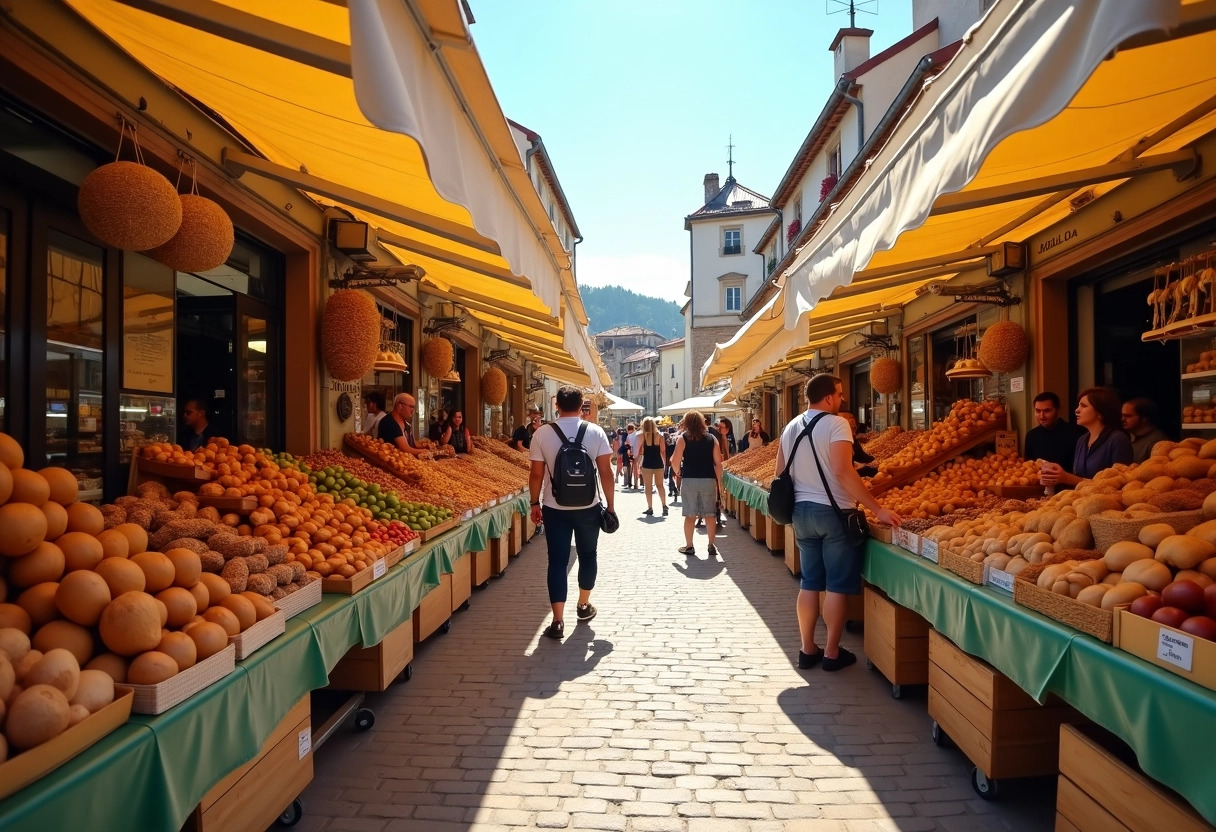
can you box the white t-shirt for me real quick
[363,411,386,435]
[530,417,614,509]
[778,409,855,506]
[626,431,642,458]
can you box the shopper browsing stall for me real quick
[670,410,723,557]
[1040,387,1134,487]
[1025,392,1085,471]
[510,405,543,451]
[361,391,387,436]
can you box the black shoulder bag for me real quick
[766,413,825,525]
[807,417,871,549]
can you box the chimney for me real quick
[703,173,720,205]
[830,27,873,77]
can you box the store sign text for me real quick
[1037,228,1078,254]
[329,380,360,394]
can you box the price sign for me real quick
[1009,376,1025,393]
[1157,627,1194,672]
[987,567,1015,594]
[893,527,918,554]
[995,431,1018,457]
[920,538,939,563]
[373,558,387,580]
[298,727,312,759]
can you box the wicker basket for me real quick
[1088,510,1205,553]
[1014,579,1113,642]
[128,644,236,714]
[867,521,894,544]
[274,578,322,619]
[230,610,285,660]
[939,547,985,584]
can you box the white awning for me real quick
[658,394,741,415]
[603,392,644,412]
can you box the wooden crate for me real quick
[525,509,537,541]
[451,551,472,612]
[784,523,799,577]
[490,531,510,576]
[187,696,311,832]
[765,513,784,552]
[413,573,451,643]
[327,617,413,692]
[928,629,1078,780]
[1056,724,1213,832]
[509,512,523,556]
[470,543,491,590]
[738,502,750,529]
[750,508,766,541]
[863,587,929,688]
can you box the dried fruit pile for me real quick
[723,443,779,482]
[471,436,530,470]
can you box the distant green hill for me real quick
[581,285,684,339]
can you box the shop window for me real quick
[908,334,928,430]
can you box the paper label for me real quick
[1157,628,1194,672]
[920,539,939,563]
[373,558,387,580]
[1009,376,1024,393]
[987,567,1015,594]
[995,431,1018,457]
[298,727,312,759]
[893,528,918,554]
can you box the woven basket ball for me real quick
[421,337,454,378]
[977,321,1029,374]
[480,367,508,405]
[321,290,380,382]
[871,356,902,395]
[146,194,234,272]
[78,161,182,251]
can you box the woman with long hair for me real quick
[637,417,668,516]
[441,410,473,455]
[1040,387,1133,488]
[669,410,724,557]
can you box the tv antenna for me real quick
[827,0,877,28]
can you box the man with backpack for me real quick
[529,386,616,640]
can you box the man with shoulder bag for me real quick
[774,373,900,672]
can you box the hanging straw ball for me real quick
[421,337,454,378]
[321,290,380,381]
[145,194,234,272]
[871,357,902,395]
[78,161,182,250]
[977,321,1029,374]
[480,367,508,405]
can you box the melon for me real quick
[10,468,50,506]
[0,628,32,662]
[37,467,79,506]
[202,606,240,636]
[219,595,256,631]
[0,604,32,634]
[198,573,231,605]
[98,591,164,656]
[41,501,69,540]
[31,620,94,666]
[8,541,65,588]
[0,432,25,469]
[113,523,148,555]
[187,581,210,613]
[186,621,228,659]
[25,648,80,699]
[128,651,178,685]
[6,684,71,750]
[84,653,128,684]
[55,571,113,626]
[240,592,276,621]
[0,502,49,556]
[17,582,61,628]
[156,587,197,629]
[165,548,201,587]
[157,631,197,672]
[65,502,105,536]
[131,551,175,593]
[57,532,104,573]
[96,529,130,560]
[95,557,146,597]
[0,461,12,505]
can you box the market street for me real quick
[297,486,1055,832]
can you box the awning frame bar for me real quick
[852,246,1000,282]
[419,282,558,327]
[377,230,532,291]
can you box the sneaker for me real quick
[798,648,824,669]
[576,603,597,622]
[678,545,695,556]
[662,506,668,516]
[707,544,719,557]
[542,620,564,640]
[643,508,654,516]
[822,647,857,672]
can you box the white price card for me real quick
[1157,628,1194,672]
[373,558,387,580]
[920,539,939,563]
[298,727,312,759]
[1010,376,1024,393]
[987,567,1015,594]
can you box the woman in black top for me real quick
[441,410,472,454]
[637,417,668,516]
[670,410,724,557]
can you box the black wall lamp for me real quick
[328,218,376,262]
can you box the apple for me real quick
[1180,615,1216,642]
[1152,606,1190,629]
[1129,594,1164,619]
[1161,580,1206,615]
[1205,583,1216,619]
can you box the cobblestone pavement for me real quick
[295,485,1055,831]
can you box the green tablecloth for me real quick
[0,506,526,832]
[864,541,1216,824]
[723,472,770,511]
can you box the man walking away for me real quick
[529,386,616,641]
[776,374,901,672]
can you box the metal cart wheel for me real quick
[441,618,452,634]
[865,658,875,671]
[891,684,903,699]
[354,708,375,731]
[971,766,999,800]
[400,663,413,682]
[931,720,951,748]
[461,599,471,611]
[276,799,303,827]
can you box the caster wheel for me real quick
[971,767,999,800]
[276,798,303,827]
[931,720,951,748]
[891,684,903,699]
[441,619,452,634]
[354,708,375,731]
[461,599,471,611]
[401,663,413,682]
[865,658,875,671]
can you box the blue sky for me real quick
[470,0,915,304]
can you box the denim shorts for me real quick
[792,501,862,594]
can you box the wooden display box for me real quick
[863,586,930,688]
[750,507,766,541]
[509,512,523,556]
[327,617,413,692]
[1055,724,1213,832]
[186,696,312,832]
[490,532,510,576]
[928,629,1079,780]
[470,544,491,590]
[525,510,537,541]
[764,513,784,552]
[1115,609,1216,692]
[738,502,750,530]
[413,573,451,643]
[420,515,459,542]
[451,551,472,612]
[783,523,799,577]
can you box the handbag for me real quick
[766,413,825,525]
[807,418,871,549]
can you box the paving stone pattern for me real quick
[294,486,1055,831]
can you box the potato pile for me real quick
[874,453,1041,518]
[868,400,1006,486]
